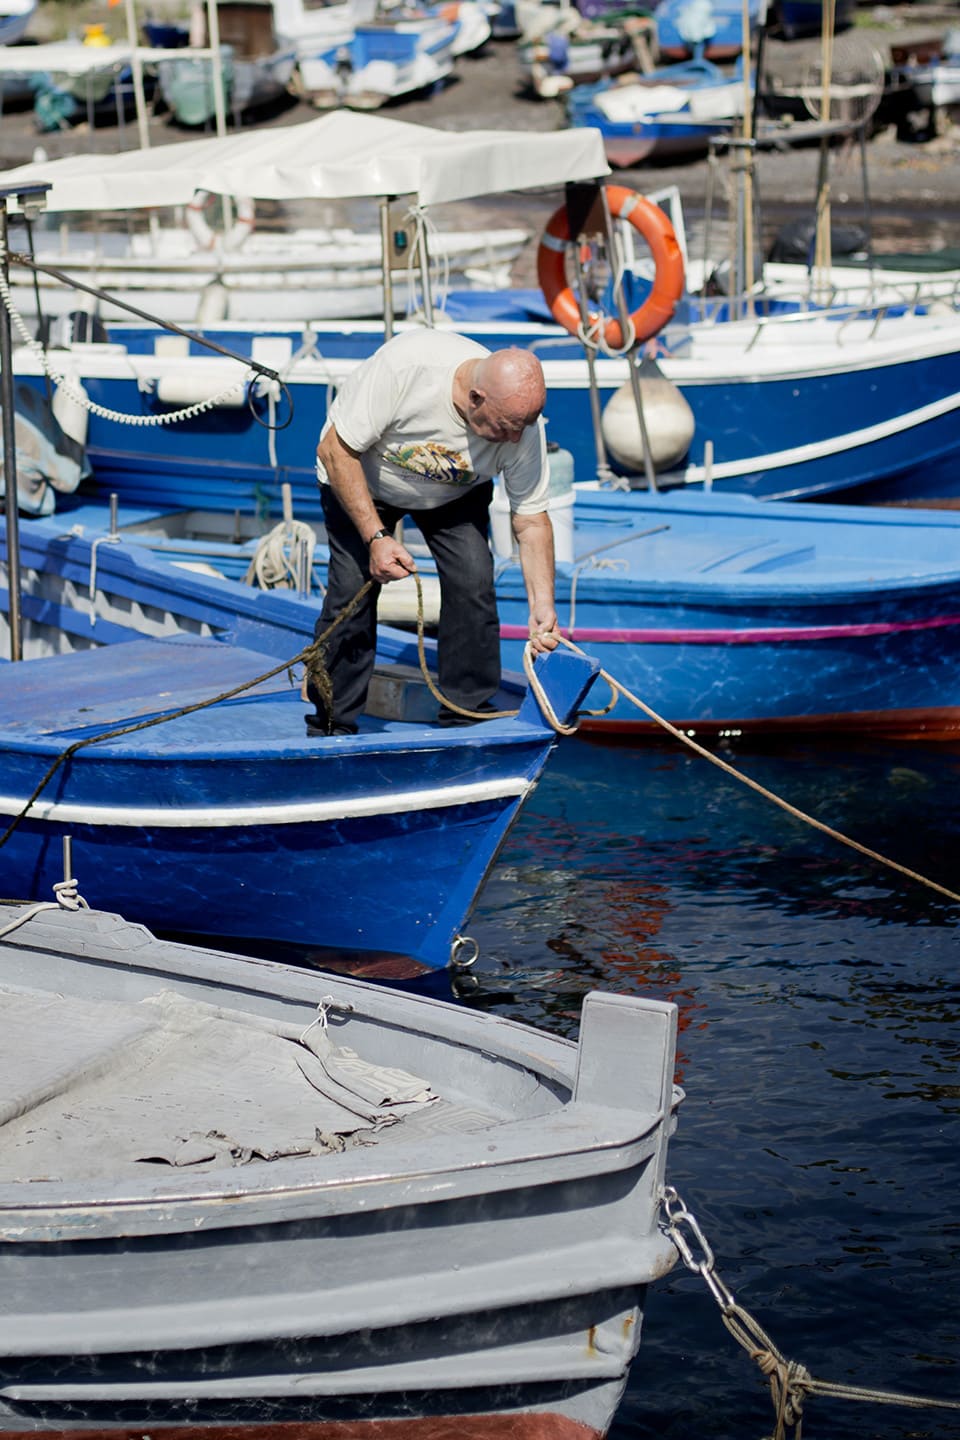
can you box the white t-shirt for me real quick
[318,330,550,514]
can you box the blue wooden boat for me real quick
[22,295,960,513]
[0,898,680,1439]
[0,515,598,969]
[4,120,960,507]
[655,0,759,61]
[565,53,748,165]
[49,488,960,742]
[494,488,960,739]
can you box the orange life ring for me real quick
[536,185,685,349]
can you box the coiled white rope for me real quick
[243,517,318,592]
[575,228,638,358]
[0,241,254,427]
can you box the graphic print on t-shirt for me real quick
[380,441,475,484]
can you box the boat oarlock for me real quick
[185,190,256,252]
[536,184,686,351]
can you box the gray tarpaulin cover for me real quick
[0,987,436,1182]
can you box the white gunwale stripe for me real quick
[669,389,960,482]
[0,777,531,828]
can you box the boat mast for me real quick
[740,0,754,319]
[812,0,836,302]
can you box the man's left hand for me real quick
[528,607,560,655]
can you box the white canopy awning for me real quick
[0,40,217,76]
[0,110,610,213]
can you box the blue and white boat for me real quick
[566,54,748,165]
[655,0,760,61]
[0,0,34,46]
[3,119,960,511]
[295,10,460,109]
[0,515,598,969]
[17,296,960,512]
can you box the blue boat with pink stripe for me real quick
[493,489,960,740]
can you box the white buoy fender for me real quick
[601,357,695,473]
[52,365,89,449]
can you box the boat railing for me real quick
[736,299,898,350]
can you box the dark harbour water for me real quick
[460,732,960,1439]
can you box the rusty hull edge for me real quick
[0,1418,601,1440]
[580,705,960,741]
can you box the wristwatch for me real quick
[366,528,391,546]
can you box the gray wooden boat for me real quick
[0,893,681,1440]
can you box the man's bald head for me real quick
[454,348,546,445]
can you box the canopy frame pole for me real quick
[0,197,21,661]
[379,195,395,340]
[0,185,50,662]
[206,0,228,140]
[120,0,152,150]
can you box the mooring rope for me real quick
[556,635,960,907]
[662,1187,960,1440]
[0,876,88,939]
[0,582,372,851]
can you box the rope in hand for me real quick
[557,634,960,907]
[407,572,579,735]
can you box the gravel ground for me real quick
[3,1,958,270]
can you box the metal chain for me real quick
[661,1185,960,1440]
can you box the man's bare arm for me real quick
[512,510,559,654]
[318,426,415,584]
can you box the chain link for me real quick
[660,1185,960,1440]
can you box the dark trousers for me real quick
[308,481,501,733]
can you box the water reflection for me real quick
[468,734,960,1438]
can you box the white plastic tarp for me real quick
[0,110,610,214]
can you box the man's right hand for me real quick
[369,535,417,584]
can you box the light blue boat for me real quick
[0,514,598,969]
[498,488,960,739]
[49,488,960,741]
[655,0,760,60]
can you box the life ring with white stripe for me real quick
[186,189,256,252]
[536,185,685,349]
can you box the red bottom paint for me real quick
[580,706,960,742]
[0,1418,601,1440]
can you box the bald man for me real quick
[307,329,558,736]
